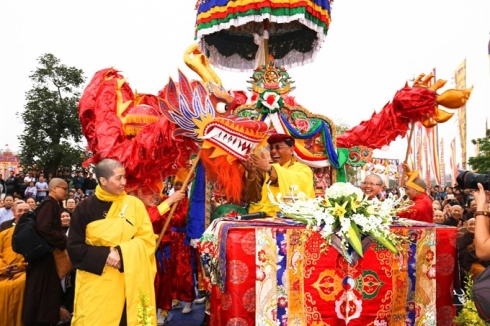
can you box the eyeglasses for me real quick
[361,181,383,186]
[268,144,290,151]
[57,186,68,191]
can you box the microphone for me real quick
[236,211,267,220]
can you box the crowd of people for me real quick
[359,170,490,289]
[0,163,203,325]
[0,169,97,205]
[0,133,489,325]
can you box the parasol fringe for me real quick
[204,44,321,72]
[197,12,329,71]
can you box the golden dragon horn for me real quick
[432,107,454,123]
[436,86,473,109]
[183,43,222,86]
[429,79,447,91]
[421,73,435,87]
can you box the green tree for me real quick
[17,53,86,175]
[468,128,490,173]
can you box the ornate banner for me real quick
[426,127,441,185]
[454,59,467,169]
[440,138,446,186]
[422,128,430,188]
[415,122,423,172]
[450,138,458,186]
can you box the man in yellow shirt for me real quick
[244,133,315,216]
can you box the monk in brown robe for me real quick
[22,178,68,326]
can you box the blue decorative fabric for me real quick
[276,229,287,323]
[186,161,206,241]
[280,114,340,168]
[406,233,417,325]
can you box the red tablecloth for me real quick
[200,220,457,326]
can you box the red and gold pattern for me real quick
[200,221,457,325]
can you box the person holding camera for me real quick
[474,183,490,261]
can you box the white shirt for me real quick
[24,176,36,183]
[35,181,49,195]
[0,207,13,225]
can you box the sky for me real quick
[1,0,489,170]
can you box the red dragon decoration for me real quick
[79,42,473,200]
[337,73,473,149]
[79,44,268,202]
[79,68,193,190]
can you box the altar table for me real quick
[198,219,458,326]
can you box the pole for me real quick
[155,151,202,250]
[402,122,416,186]
[263,20,269,66]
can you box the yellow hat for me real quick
[405,170,427,193]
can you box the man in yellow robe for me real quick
[244,133,316,216]
[0,200,30,326]
[68,159,157,326]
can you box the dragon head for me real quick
[394,73,473,128]
[160,71,268,202]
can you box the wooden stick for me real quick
[404,122,416,164]
[263,20,269,65]
[401,122,416,185]
[155,151,202,249]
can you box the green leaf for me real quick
[369,232,399,254]
[347,220,363,257]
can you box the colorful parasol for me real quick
[195,0,333,71]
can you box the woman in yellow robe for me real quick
[68,159,157,326]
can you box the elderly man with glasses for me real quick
[360,174,385,200]
[242,133,315,217]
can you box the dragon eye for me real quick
[215,102,227,114]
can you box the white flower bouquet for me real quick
[268,182,410,262]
